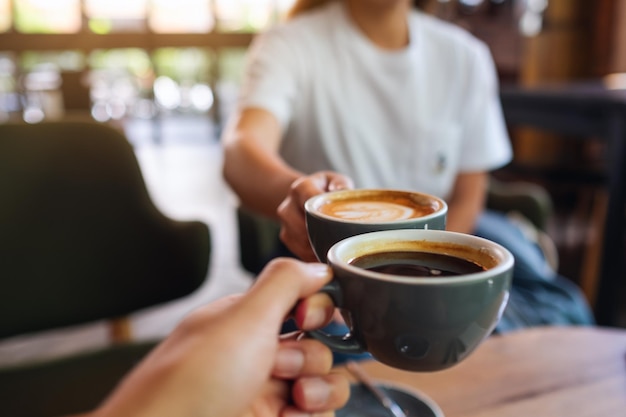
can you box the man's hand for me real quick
[90,259,347,417]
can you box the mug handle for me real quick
[305,281,366,354]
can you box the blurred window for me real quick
[4,0,295,34]
[84,0,148,33]
[149,0,214,33]
[14,0,81,33]
[2,0,295,123]
[0,0,10,32]
[214,0,277,32]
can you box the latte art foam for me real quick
[321,201,418,222]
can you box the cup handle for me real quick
[305,281,366,354]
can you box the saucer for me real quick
[337,382,444,417]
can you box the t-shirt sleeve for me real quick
[457,41,513,172]
[237,28,300,129]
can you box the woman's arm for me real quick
[222,107,303,219]
[222,107,353,261]
[444,171,489,234]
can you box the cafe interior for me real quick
[1,0,626,416]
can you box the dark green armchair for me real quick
[0,120,211,416]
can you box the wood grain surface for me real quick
[335,326,626,417]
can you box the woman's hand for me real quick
[90,259,346,417]
[277,171,354,261]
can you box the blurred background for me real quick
[2,0,625,125]
[0,0,625,348]
[0,1,617,121]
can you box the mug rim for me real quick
[327,229,514,284]
[304,188,448,225]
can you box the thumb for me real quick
[240,258,332,329]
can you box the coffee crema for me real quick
[350,250,486,277]
[317,196,436,223]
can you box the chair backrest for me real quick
[237,206,281,275]
[0,120,211,339]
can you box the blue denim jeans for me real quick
[474,210,595,332]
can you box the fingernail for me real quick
[302,305,328,329]
[302,378,331,408]
[306,263,329,277]
[275,348,305,377]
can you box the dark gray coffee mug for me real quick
[309,229,514,372]
[305,189,447,263]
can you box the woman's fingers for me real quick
[277,171,354,261]
[277,193,317,261]
[325,172,354,192]
[278,222,317,262]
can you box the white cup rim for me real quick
[327,229,514,284]
[305,188,448,225]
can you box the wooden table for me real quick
[500,82,626,326]
[336,326,626,417]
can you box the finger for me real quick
[279,226,318,262]
[277,195,317,261]
[273,339,333,379]
[291,373,350,413]
[327,173,354,191]
[293,293,335,330]
[277,194,304,223]
[241,259,332,329]
[310,171,352,193]
[290,175,327,207]
[276,200,308,252]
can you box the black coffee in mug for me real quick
[350,250,486,277]
[311,229,514,372]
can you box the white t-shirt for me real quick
[237,1,512,199]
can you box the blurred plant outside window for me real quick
[14,0,81,33]
[20,50,85,73]
[214,0,293,32]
